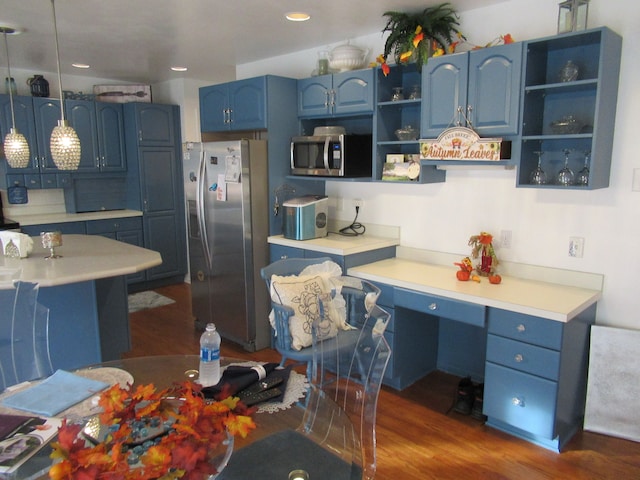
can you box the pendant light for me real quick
[49,0,81,170]
[1,27,30,168]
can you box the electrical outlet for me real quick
[569,237,584,258]
[500,230,512,249]
[353,198,364,209]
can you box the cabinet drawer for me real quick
[486,334,560,380]
[484,362,557,439]
[488,308,562,350]
[86,217,143,234]
[394,287,485,327]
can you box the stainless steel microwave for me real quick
[290,134,372,177]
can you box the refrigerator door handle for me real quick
[196,151,213,270]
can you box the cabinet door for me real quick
[229,77,266,130]
[117,229,145,283]
[0,94,39,172]
[133,104,175,146]
[332,69,375,116]
[467,43,522,136]
[96,102,126,171]
[67,100,99,172]
[421,53,468,137]
[32,97,61,171]
[297,76,332,117]
[199,84,229,132]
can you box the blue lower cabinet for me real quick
[21,221,87,236]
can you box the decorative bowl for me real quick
[328,43,368,71]
[313,126,346,136]
[395,126,418,141]
[550,115,582,134]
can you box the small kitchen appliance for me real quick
[282,195,328,240]
[290,133,372,178]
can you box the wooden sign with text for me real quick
[420,126,503,161]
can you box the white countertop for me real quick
[12,210,143,226]
[348,257,601,322]
[268,233,400,256]
[0,234,161,287]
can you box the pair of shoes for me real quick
[453,377,474,415]
[471,383,487,422]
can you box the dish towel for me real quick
[1,370,110,416]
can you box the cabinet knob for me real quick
[428,302,438,311]
[517,324,526,333]
[512,396,525,407]
[514,353,524,363]
[324,91,330,108]
[138,130,143,141]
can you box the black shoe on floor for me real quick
[471,382,487,421]
[453,376,474,415]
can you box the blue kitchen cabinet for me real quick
[297,68,375,118]
[0,94,39,174]
[67,100,126,172]
[124,103,187,287]
[21,221,87,235]
[516,27,622,190]
[200,76,267,132]
[483,304,595,451]
[421,42,523,138]
[32,97,63,171]
[269,243,395,271]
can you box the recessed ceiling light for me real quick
[171,66,188,72]
[285,12,310,21]
[72,63,90,69]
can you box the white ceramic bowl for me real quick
[328,44,368,71]
[313,126,346,136]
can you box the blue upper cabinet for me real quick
[67,100,126,173]
[32,97,63,171]
[131,103,175,146]
[200,77,267,132]
[422,43,523,138]
[298,69,375,118]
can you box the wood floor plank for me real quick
[126,283,640,479]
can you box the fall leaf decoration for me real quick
[49,381,256,480]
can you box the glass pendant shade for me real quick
[50,120,81,170]
[4,128,30,168]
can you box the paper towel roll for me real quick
[0,232,34,258]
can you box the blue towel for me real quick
[1,370,110,416]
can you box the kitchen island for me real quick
[0,234,161,370]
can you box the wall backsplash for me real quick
[1,189,66,218]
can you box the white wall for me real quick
[237,0,640,329]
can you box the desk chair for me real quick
[260,257,380,381]
[0,282,53,391]
[219,303,391,480]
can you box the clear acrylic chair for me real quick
[219,285,391,480]
[0,281,53,391]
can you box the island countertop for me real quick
[0,234,161,287]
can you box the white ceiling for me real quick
[0,0,504,84]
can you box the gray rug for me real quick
[128,291,176,313]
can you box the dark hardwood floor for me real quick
[127,283,640,479]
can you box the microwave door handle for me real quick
[323,136,331,172]
[196,151,213,270]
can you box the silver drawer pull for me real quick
[428,302,437,311]
[517,324,526,332]
[512,396,525,407]
[514,354,524,363]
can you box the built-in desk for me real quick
[348,250,602,452]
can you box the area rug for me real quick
[128,291,175,313]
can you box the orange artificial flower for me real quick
[502,33,514,44]
[412,26,424,48]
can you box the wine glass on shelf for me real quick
[556,149,575,186]
[576,150,591,186]
[529,150,547,185]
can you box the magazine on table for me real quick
[0,414,61,475]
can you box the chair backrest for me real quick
[0,282,53,391]
[304,290,392,480]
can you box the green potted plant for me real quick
[378,3,464,74]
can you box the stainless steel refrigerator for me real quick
[183,139,270,351]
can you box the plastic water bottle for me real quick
[198,323,221,386]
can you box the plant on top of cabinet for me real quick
[379,3,463,73]
[517,27,622,190]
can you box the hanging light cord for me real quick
[51,0,66,120]
[339,206,366,236]
[2,31,17,128]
